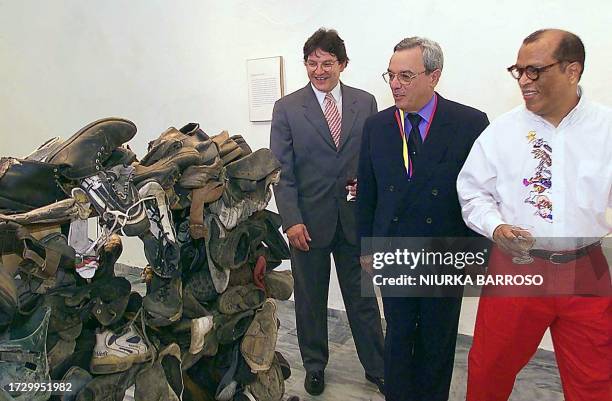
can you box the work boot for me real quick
[0,268,18,329]
[0,307,51,401]
[0,157,67,213]
[135,146,202,183]
[60,366,92,401]
[217,284,265,315]
[143,275,183,327]
[76,362,142,401]
[240,299,278,372]
[230,135,252,157]
[79,165,150,237]
[47,117,137,180]
[246,359,285,401]
[264,270,294,301]
[90,324,152,374]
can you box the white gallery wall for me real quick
[2,0,611,350]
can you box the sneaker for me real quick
[217,284,265,315]
[79,165,150,237]
[90,324,152,374]
[143,276,183,327]
[240,299,278,372]
[189,315,214,355]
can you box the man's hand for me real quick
[286,224,311,252]
[492,224,533,257]
[360,254,374,275]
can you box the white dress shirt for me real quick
[311,82,343,116]
[457,89,612,251]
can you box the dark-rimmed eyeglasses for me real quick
[507,61,565,81]
[382,70,426,85]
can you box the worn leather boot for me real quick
[47,117,137,180]
[0,157,67,213]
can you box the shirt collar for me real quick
[525,85,586,127]
[417,93,437,123]
[311,82,342,107]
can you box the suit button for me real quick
[431,188,438,196]
[389,185,395,192]
[392,217,399,222]
[425,217,432,224]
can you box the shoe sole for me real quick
[90,352,152,374]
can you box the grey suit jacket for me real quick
[270,82,377,248]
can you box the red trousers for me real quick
[467,247,612,401]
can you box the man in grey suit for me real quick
[270,28,385,396]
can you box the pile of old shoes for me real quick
[1,118,299,401]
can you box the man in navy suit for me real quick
[358,37,489,401]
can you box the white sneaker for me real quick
[189,315,214,354]
[90,324,152,374]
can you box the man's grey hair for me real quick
[393,37,444,73]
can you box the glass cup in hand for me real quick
[346,178,357,202]
[510,225,536,264]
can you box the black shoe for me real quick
[304,370,325,396]
[365,373,385,395]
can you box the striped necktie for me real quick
[324,92,342,148]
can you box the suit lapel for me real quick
[337,83,358,152]
[397,94,455,208]
[301,84,337,150]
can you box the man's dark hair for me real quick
[303,28,349,65]
[523,29,585,78]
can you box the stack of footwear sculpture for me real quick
[0,118,297,401]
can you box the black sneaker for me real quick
[304,370,325,395]
[79,165,149,237]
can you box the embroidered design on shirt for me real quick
[522,135,552,222]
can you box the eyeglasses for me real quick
[305,60,338,71]
[507,61,565,81]
[382,70,426,85]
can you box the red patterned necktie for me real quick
[324,92,342,148]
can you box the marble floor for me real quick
[118,267,564,401]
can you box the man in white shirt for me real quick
[457,29,611,401]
